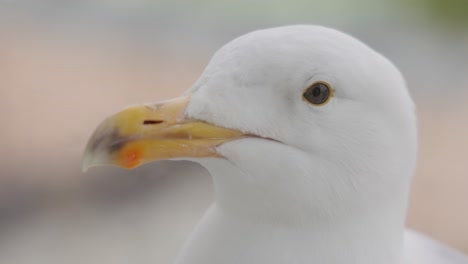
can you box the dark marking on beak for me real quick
[89,128,127,154]
[89,128,115,152]
[143,120,164,125]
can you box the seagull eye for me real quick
[303,82,333,106]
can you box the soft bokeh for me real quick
[1,1,467,263]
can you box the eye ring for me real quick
[302,81,334,106]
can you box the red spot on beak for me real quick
[118,146,142,169]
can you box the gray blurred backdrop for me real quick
[1,0,468,263]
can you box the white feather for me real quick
[172,25,466,264]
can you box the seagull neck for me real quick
[201,159,408,264]
[214,197,405,264]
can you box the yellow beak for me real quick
[82,95,246,172]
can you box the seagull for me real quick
[82,25,468,264]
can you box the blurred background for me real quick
[1,0,467,263]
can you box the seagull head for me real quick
[83,25,416,223]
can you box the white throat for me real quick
[175,155,410,264]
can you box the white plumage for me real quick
[82,25,468,264]
[171,25,467,264]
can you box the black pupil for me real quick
[312,86,321,97]
[303,83,330,105]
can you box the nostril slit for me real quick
[143,120,164,125]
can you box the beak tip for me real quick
[81,144,116,173]
[81,152,93,173]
